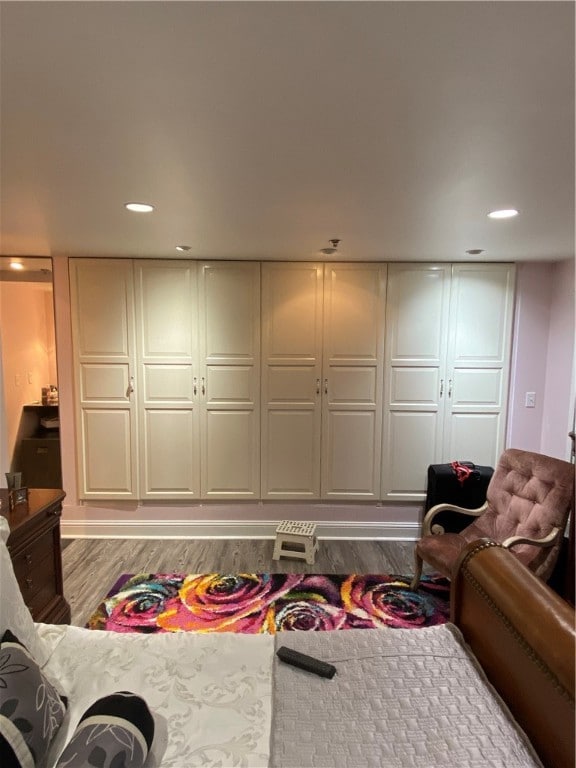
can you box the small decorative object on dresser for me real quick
[0,487,70,624]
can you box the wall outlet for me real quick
[525,391,536,408]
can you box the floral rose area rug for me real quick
[86,573,450,634]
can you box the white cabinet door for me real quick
[381,264,450,501]
[443,264,515,465]
[261,263,323,498]
[322,263,386,498]
[381,263,515,501]
[134,261,200,499]
[199,262,261,497]
[70,259,138,499]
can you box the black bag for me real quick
[425,462,494,533]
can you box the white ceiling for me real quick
[0,1,574,264]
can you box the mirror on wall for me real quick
[0,257,61,487]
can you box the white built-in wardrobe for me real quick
[69,259,515,504]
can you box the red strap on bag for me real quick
[450,461,474,486]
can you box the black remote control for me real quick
[276,646,337,679]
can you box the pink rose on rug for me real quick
[270,600,348,632]
[91,574,184,632]
[341,574,445,629]
[157,573,304,633]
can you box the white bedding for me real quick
[270,626,544,768]
[37,624,274,768]
[34,621,544,768]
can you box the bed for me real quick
[1,517,574,768]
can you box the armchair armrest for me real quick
[502,526,561,549]
[423,501,488,536]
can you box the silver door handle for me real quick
[440,379,444,397]
[448,379,453,398]
[126,376,134,397]
[201,377,206,396]
[193,377,197,396]
[324,378,328,395]
[316,378,320,395]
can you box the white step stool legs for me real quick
[273,520,318,565]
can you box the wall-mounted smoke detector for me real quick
[319,238,341,255]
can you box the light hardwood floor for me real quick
[62,537,419,627]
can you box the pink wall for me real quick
[507,263,552,451]
[507,260,575,459]
[540,258,575,459]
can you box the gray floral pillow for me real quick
[55,691,154,768]
[0,629,67,768]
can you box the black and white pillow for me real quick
[55,691,155,768]
[0,629,68,768]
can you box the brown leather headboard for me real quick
[451,539,575,768]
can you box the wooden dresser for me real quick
[1,488,71,624]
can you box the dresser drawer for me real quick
[11,528,55,581]
[18,550,57,614]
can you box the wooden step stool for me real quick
[272,520,318,565]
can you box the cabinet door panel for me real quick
[323,264,383,362]
[261,264,322,498]
[451,369,503,409]
[80,364,130,402]
[206,366,255,404]
[72,261,133,359]
[199,263,260,498]
[143,410,199,496]
[381,264,450,500]
[136,263,196,359]
[390,367,440,407]
[445,264,515,467]
[202,263,260,362]
[144,365,194,402]
[323,411,377,497]
[444,413,500,466]
[322,264,385,499]
[384,412,439,500]
[328,367,376,405]
[266,366,318,404]
[203,411,258,496]
[264,411,319,497]
[449,265,514,365]
[71,260,138,500]
[134,261,199,499]
[81,410,134,496]
[263,265,323,361]
[387,266,449,363]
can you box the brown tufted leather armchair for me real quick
[411,448,575,590]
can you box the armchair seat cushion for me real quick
[415,533,466,578]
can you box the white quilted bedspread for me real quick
[271,624,544,768]
[36,623,274,767]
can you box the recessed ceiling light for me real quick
[124,202,154,213]
[175,245,191,252]
[466,249,484,255]
[487,209,519,219]
[10,261,24,270]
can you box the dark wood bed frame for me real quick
[452,539,575,768]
